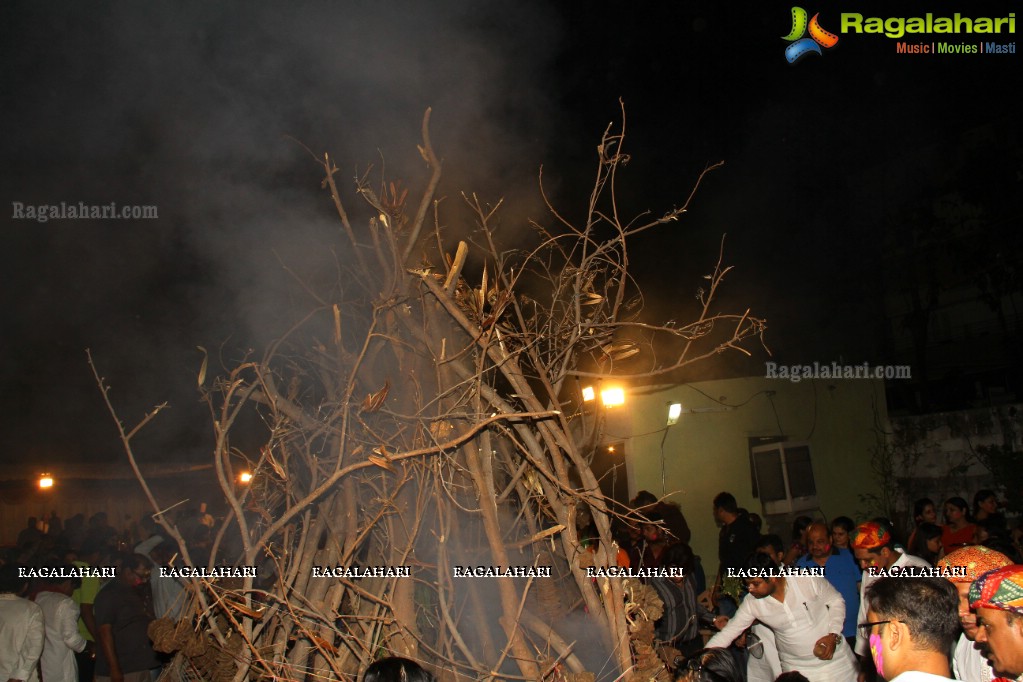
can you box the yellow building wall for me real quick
[606,376,886,580]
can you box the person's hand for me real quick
[813,633,838,660]
[712,615,729,630]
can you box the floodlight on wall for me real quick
[666,402,683,426]
[600,387,625,407]
[38,473,54,490]
[582,386,596,402]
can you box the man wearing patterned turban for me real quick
[970,565,1023,680]
[937,546,1011,682]
[850,521,930,662]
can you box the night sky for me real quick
[1,1,1018,471]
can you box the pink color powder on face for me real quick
[869,633,884,675]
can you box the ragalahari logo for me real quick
[783,7,839,63]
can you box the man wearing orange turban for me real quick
[850,521,930,663]
[937,546,1012,682]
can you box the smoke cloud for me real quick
[1,0,564,464]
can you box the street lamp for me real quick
[38,473,54,490]
[661,401,685,495]
[600,386,625,407]
[582,385,626,407]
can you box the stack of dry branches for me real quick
[93,107,764,682]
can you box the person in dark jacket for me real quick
[712,492,759,617]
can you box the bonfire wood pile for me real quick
[96,108,764,682]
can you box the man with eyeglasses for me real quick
[851,521,930,667]
[862,576,960,681]
[970,564,1023,680]
[706,553,855,681]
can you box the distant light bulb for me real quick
[582,386,595,402]
[38,475,54,490]
[239,471,253,484]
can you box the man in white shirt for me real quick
[862,576,960,681]
[707,553,856,681]
[745,535,785,682]
[35,570,88,682]
[851,521,931,660]
[936,546,1012,682]
[0,564,44,682]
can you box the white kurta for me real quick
[854,552,931,656]
[889,672,956,681]
[35,591,87,682]
[746,622,782,682]
[707,576,856,682]
[952,632,995,682]
[0,593,44,682]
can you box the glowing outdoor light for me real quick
[238,471,253,484]
[582,386,595,402]
[666,402,683,426]
[600,387,625,407]
[38,474,54,490]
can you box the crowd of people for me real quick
[8,506,217,568]
[612,489,1023,682]
[3,490,1022,682]
[1,506,216,682]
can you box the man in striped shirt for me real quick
[647,543,715,658]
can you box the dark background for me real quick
[2,1,1019,471]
